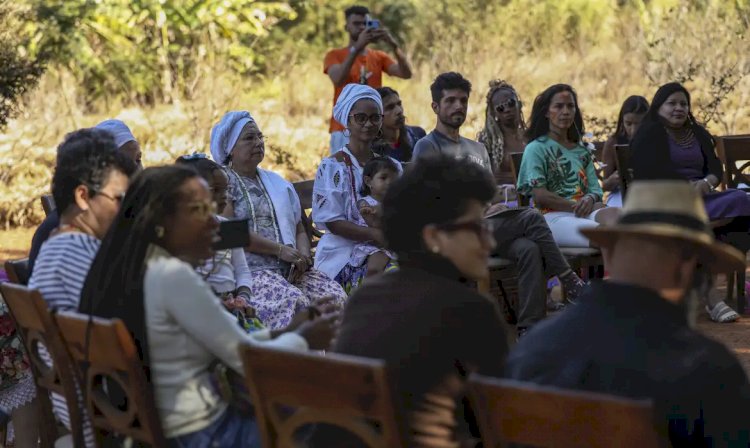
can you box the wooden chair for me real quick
[716,134,750,190]
[468,374,662,448]
[0,283,86,448]
[41,194,56,217]
[614,144,632,201]
[52,312,167,447]
[293,179,323,248]
[4,258,31,285]
[239,344,406,448]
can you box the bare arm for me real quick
[531,187,576,213]
[295,221,311,259]
[326,220,381,244]
[386,46,413,79]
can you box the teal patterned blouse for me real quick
[516,137,603,212]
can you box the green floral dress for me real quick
[516,137,603,212]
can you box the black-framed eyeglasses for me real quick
[97,191,126,204]
[436,219,493,239]
[349,113,384,127]
[494,98,520,114]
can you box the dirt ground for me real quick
[1,227,749,375]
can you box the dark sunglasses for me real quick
[349,113,384,127]
[436,219,494,239]
[494,98,520,114]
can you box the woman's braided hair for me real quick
[477,80,526,174]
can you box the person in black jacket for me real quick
[506,180,750,447]
[630,82,750,322]
[311,154,510,447]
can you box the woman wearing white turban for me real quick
[211,111,346,329]
[313,84,403,293]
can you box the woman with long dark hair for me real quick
[79,165,337,446]
[601,95,649,207]
[517,84,619,247]
[630,82,750,322]
[477,79,528,185]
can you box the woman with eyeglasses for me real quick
[79,165,338,447]
[313,84,403,293]
[310,154,509,447]
[517,84,620,248]
[20,128,137,447]
[478,79,527,185]
[210,111,346,330]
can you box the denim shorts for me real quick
[168,408,261,448]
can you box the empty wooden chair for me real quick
[41,194,56,217]
[239,344,405,447]
[4,258,30,285]
[468,374,662,448]
[0,282,86,447]
[52,312,167,447]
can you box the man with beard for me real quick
[373,86,426,162]
[412,72,491,169]
[413,72,589,339]
[324,5,412,154]
[506,180,750,445]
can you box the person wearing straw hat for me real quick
[505,180,750,444]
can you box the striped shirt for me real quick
[28,231,99,446]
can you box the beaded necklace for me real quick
[230,169,282,245]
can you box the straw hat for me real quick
[580,180,746,273]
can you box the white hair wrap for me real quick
[210,111,255,165]
[333,84,383,127]
[94,119,136,148]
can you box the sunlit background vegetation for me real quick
[2,0,750,227]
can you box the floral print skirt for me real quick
[248,268,346,330]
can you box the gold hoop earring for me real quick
[343,128,351,138]
[431,246,440,254]
[155,226,165,238]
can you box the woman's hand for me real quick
[573,195,595,217]
[360,205,379,228]
[295,311,340,351]
[691,179,712,195]
[279,245,310,272]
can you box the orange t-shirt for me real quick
[324,47,396,133]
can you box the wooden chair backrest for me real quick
[4,258,30,285]
[240,344,405,447]
[41,194,56,217]
[509,152,530,206]
[53,312,167,447]
[716,134,750,190]
[293,179,322,246]
[614,144,632,201]
[468,374,662,448]
[0,283,86,447]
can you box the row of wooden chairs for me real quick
[1,261,662,447]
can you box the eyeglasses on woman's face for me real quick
[185,200,218,220]
[436,219,494,241]
[349,113,384,127]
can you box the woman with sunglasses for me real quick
[210,111,346,330]
[478,79,527,185]
[311,154,509,447]
[313,84,403,293]
[79,165,338,447]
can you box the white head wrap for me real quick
[333,84,383,128]
[94,119,136,148]
[210,111,255,165]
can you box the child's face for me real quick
[623,112,646,139]
[367,168,398,199]
[209,169,229,214]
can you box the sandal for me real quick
[706,301,740,323]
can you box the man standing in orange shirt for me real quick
[324,5,413,154]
